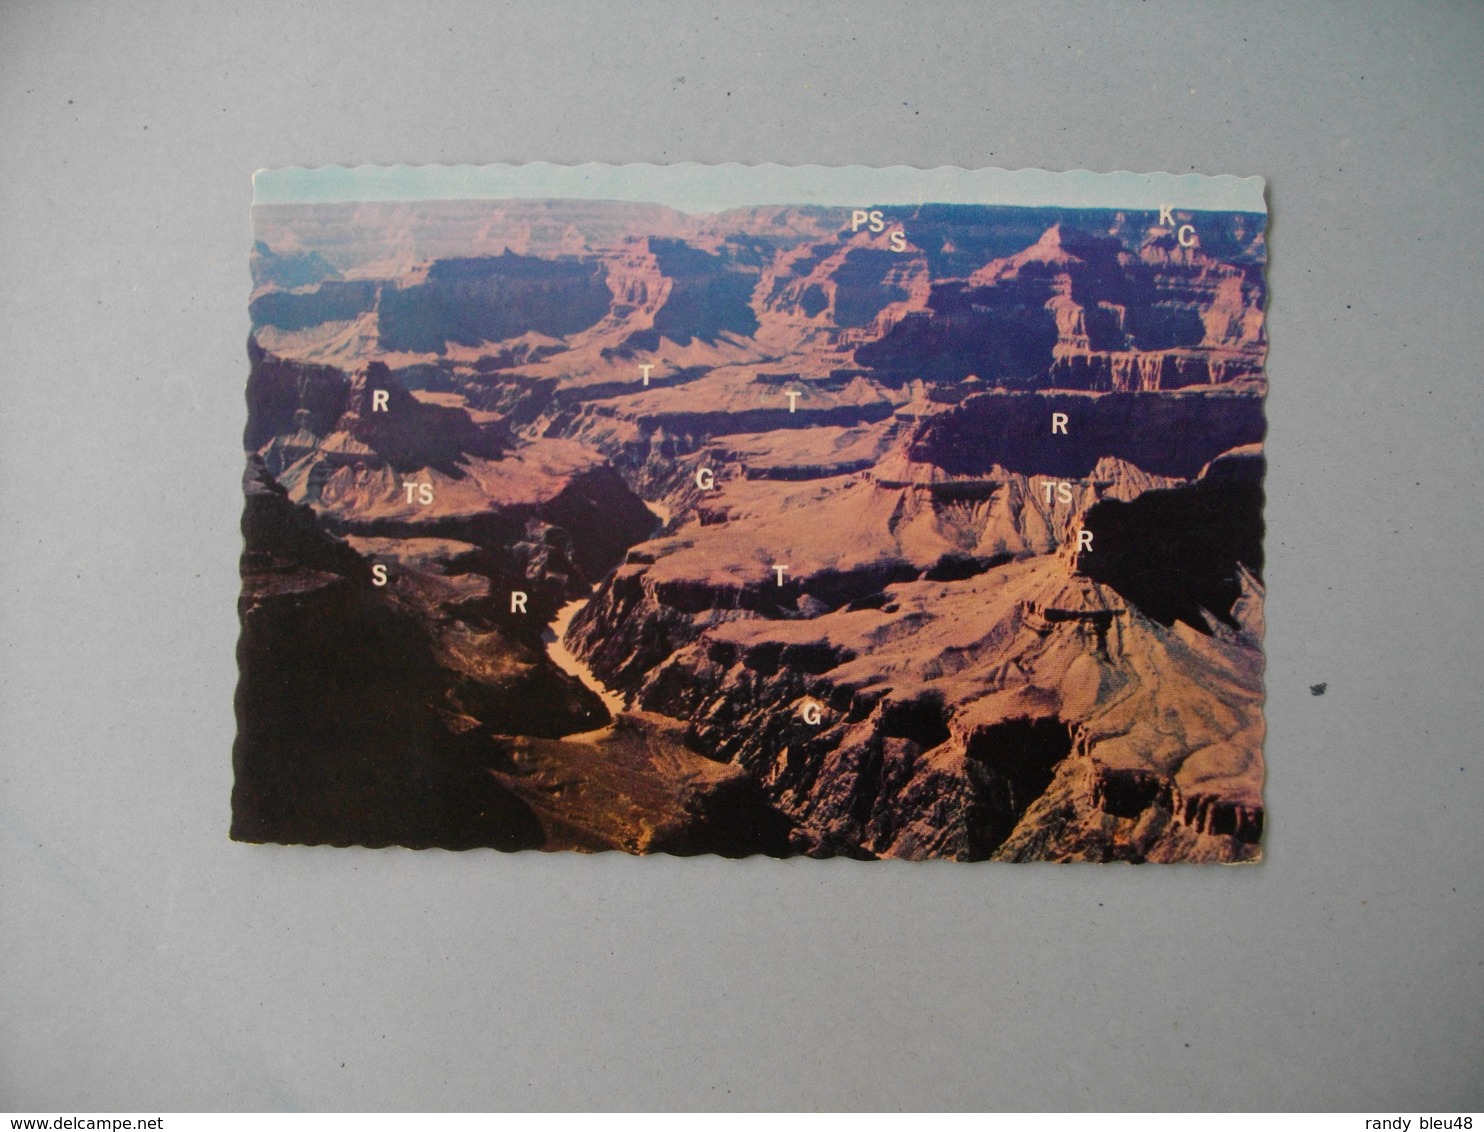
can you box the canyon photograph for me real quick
[234,165,1269,862]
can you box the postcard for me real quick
[237,164,1267,860]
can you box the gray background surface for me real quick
[2,0,1480,1112]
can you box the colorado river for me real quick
[543,594,626,721]
[541,498,671,730]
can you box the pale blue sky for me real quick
[253,163,1266,214]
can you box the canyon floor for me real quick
[235,195,1268,861]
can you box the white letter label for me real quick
[639,363,655,386]
[772,564,789,586]
[510,591,528,614]
[850,209,869,232]
[786,390,801,413]
[1042,480,1074,505]
[403,481,434,505]
[696,467,716,491]
[1177,224,1197,248]
[1159,204,1175,226]
[889,229,907,253]
[372,389,389,412]
[1052,412,1069,435]
[1077,529,1094,553]
[371,563,388,586]
[801,700,823,725]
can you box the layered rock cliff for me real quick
[561,407,1265,861]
